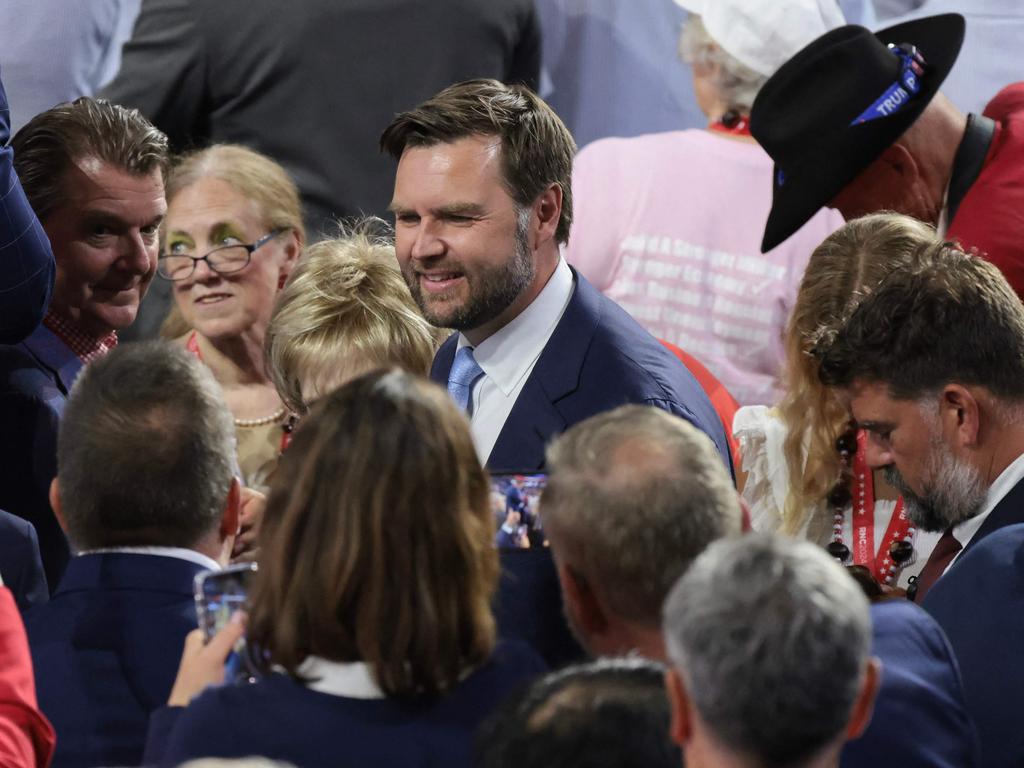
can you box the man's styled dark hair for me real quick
[57,341,235,550]
[379,78,576,244]
[11,97,169,221]
[474,658,681,768]
[817,242,1024,401]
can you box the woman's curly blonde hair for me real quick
[777,212,938,538]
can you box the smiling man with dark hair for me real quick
[0,96,168,591]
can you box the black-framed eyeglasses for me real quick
[157,228,287,281]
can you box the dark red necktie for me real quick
[914,528,962,602]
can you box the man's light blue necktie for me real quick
[447,346,485,415]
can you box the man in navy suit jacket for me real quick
[0,95,168,593]
[0,511,47,614]
[381,81,731,668]
[817,245,1024,603]
[381,79,732,474]
[24,341,241,768]
[924,523,1024,768]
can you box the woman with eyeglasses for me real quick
[158,145,303,492]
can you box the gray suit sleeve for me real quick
[99,0,206,150]
[507,1,541,92]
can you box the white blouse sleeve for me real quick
[733,405,793,534]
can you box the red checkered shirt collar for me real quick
[42,310,118,364]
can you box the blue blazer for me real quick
[842,600,979,767]
[0,509,46,613]
[0,68,55,344]
[924,522,1024,768]
[430,268,734,475]
[24,552,205,768]
[145,640,546,768]
[0,324,83,593]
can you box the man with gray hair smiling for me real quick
[663,534,881,768]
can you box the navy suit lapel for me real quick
[965,476,1024,555]
[430,333,458,386]
[487,271,599,470]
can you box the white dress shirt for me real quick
[946,450,1024,571]
[458,258,574,465]
[77,545,221,573]
[295,658,385,699]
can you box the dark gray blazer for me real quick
[102,0,540,236]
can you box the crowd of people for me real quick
[0,1,1021,767]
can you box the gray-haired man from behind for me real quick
[663,535,881,768]
[541,404,743,661]
[23,341,240,767]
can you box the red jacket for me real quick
[0,588,54,768]
[948,83,1024,298]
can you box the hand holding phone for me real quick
[168,613,247,707]
[194,563,259,682]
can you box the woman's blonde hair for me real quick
[247,369,498,697]
[265,221,442,413]
[778,212,937,537]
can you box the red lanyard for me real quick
[851,430,910,583]
[708,114,752,137]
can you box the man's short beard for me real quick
[883,432,989,532]
[409,207,535,331]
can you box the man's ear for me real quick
[846,657,882,740]
[557,561,608,637]
[939,384,981,448]
[531,183,563,249]
[879,142,921,184]
[220,478,242,541]
[665,667,694,748]
[49,478,68,534]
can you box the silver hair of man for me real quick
[664,534,871,766]
[678,15,768,114]
[57,340,236,550]
[543,404,742,626]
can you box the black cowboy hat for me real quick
[750,14,965,253]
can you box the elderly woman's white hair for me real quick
[678,15,767,115]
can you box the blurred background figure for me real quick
[0,0,140,133]
[158,145,303,491]
[475,658,681,768]
[880,1,1024,116]
[534,0,875,150]
[565,0,846,407]
[148,370,545,768]
[663,535,880,768]
[735,213,943,588]
[101,0,540,242]
[264,222,440,418]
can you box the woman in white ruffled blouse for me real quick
[734,212,945,588]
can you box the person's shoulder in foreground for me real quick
[841,599,979,767]
[0,511,46,612]
[150,639,545,768]
[923,523,1024,768]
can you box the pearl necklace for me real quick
[234,406,287,428]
